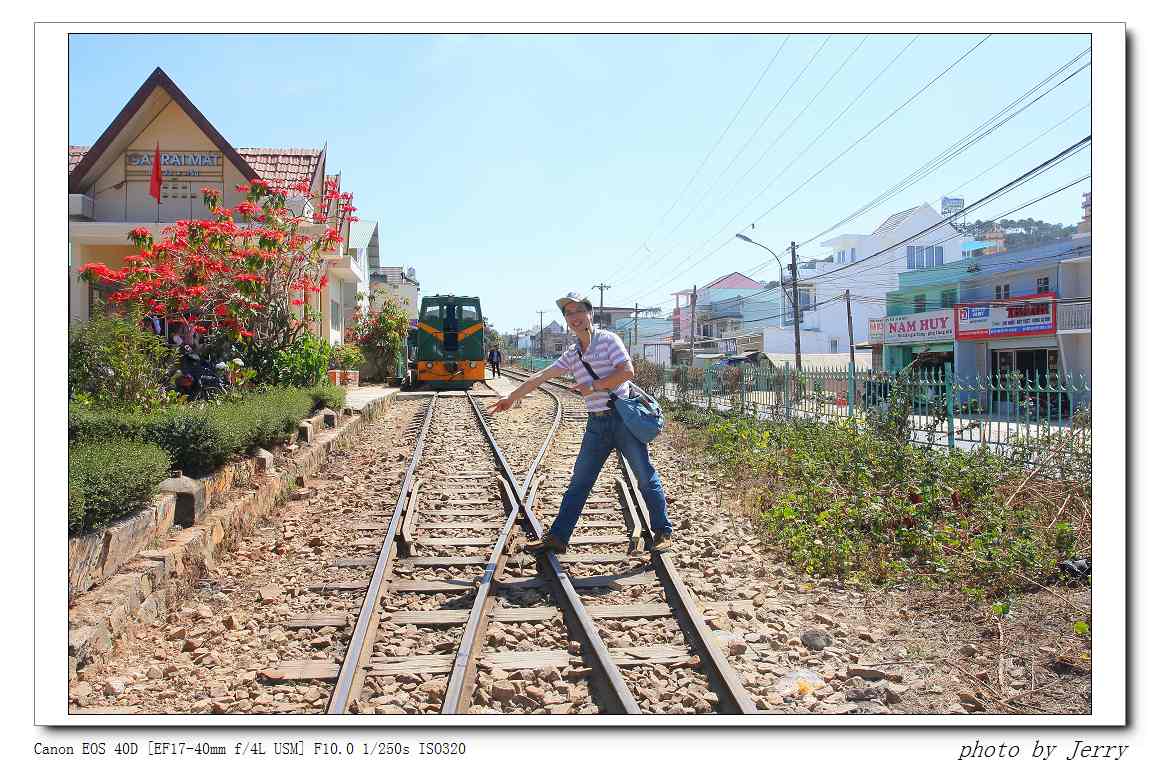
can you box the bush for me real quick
[69,441,171,534]
[271,334,331,387]
[672,407,1090,596]
[329,343,365,371]
[305,381,345,412]
[68,310,178,411]
[70,387,330,477]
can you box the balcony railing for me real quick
[1057,301,1091,332]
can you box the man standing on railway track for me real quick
[488,291,674,554]
[487,346,502,379]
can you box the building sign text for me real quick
[883,308,953,344]
[954,292,1057,340]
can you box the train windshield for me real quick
[422,303,442,325]
[443,305,460,351]
[460,304,480,324]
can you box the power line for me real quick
[798,51,1091,249]
[611,35,826,288]
[619,36,918,299]
[606,36,791,284]
[627,34,991,307]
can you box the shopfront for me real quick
[954,293,1064,414]
[881,307,954,375]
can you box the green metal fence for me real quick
[631,360,1091,459]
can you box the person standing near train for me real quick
[487,346,502,378]
[488,291,673,553]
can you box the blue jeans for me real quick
[548,411,672,545]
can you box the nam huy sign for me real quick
[884,308,953,344]
[954,292,1056,340]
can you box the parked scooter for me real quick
[174,343,228,400]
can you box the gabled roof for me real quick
[69,145,89,174]
[68,67,261,193]
[237,146,325,190]
[872,205,925,236]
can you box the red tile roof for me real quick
[236,147,324,189]
[68,144,323,189]
[69,145,90,174]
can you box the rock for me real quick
[960,643,978,657]
[258,585,282,604]
[769,669,825,699]
[813,612,836,627]
[223,613,245,631]
[73,682,93,699]
[146,666,163,680]
[855,627,876,642]
[195,604,214,620]
[165,627,187,641]
[491,682,517,703]
[846,666,886,681]
[845,686,886,702]
[548,704,574,715]
[302,686,322,702]
[800,629,833,651]
[102,678,127,696]
[525,685,546,703]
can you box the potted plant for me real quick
[329,344,366,388]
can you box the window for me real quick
[829,339,839,354]
[907,245,917,269]
[995,284,1010,300]
[941,289,957,309]
[554,343,564,353]
[850,247,856,262]
[933,246,944,266]
[914,295,927,313]
[330,299,342,332]
[460,304,480,323]
[1037,276,1050,293]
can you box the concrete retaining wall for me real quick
[66,390,397,678]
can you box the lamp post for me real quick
[735,233,801,370]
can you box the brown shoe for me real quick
[651,531,673,553]
[526,533,567,555]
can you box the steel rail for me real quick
[616,454,758,715]
[506,369,757,714]
[462,392,640,714]
[325,394,438,715]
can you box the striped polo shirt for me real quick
[553,330,633,413]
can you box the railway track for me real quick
[254,371,754,715]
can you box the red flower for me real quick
[235,183,251,193]
[200,186,221,198]
[319,274,329,289]
[129,226,151,239]
[291,298,305,306]
[240,329,254,338]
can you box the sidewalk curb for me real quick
[67,389,398,679]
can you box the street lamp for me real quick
[735,232,801,370]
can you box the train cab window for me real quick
[443,305,460,351]
[422,303,442,325]
[460,304,480,324]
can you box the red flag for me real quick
[149,142,162,203]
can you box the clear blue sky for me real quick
[69,33,1092,333]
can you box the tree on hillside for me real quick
[964,217,1078,250]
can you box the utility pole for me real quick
[538,310,546,358]
[789,242,802,371]
[592,283,611,328]
[845,289,855,368]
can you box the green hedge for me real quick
[68,385,344,477]
[69,441,171,535]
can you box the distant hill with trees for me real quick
[963,217,1078,250]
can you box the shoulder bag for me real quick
[577,342,665,444]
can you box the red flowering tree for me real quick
[80,179,347,384]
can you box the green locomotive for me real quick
[408,295,486,390]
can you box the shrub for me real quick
[671,406,1090,596]
[144,406,241,477]
[69,403,158,444]
[330,343,365,371]
[271,334,331,387]
[68,310,178,411]
[69,441,171,534]
[305,381,345,412]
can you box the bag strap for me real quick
[576,341,613,408]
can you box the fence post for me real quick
[944,361,956,450]
[783,361,791,421]
[847,361,855,419]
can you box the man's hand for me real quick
[573,381,596,397]
[489,396,516,414]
